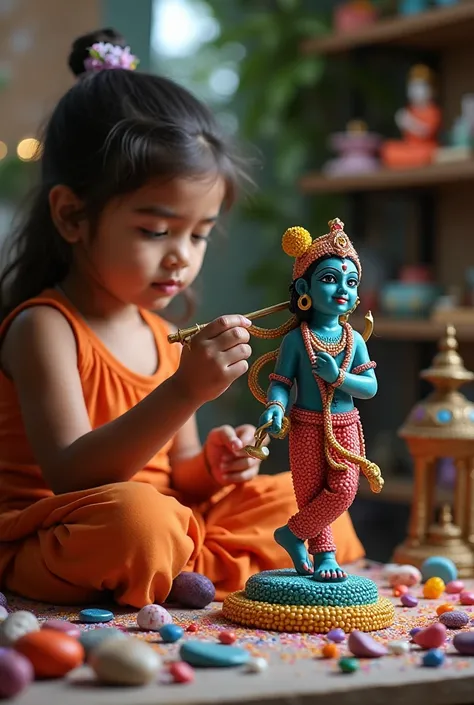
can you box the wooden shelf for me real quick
[299,159,474,194]
[301,3,474,55]
[352,316,474,342]
[357,478,452,504]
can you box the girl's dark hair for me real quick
[289,254,358,323]
[0,28,247,320]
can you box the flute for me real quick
[167,301,290,345]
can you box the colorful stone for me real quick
[439,610,469,629]
[79,627,127,657]
[321,643,339,659]
[179,641,250,668]
[159,624,184,643]
[14,630,84,678]
[338,657,359,673]
[348,630,388,658]
[459,591,474,605]
[186,623,199,633]
[446,580,464,594]
[90,638,162,685]
[245,657,269,673]
[453,631,474,655]
[137,604,172,631]
[401,593,418,608]
[0,593,7,609]
[384,565,421,588]
[219,630,237,645]
[436,409,452,424]
[423,577,446,599]
[393,584,408,597]
[41,619,81,639]
[436,603,454,616]
[0,606,8,622]
[167,572,216,609]
[327,628,345,643]
[422,648,445,667]
[413,623,446,650]
[78,608,114,624]
[388,640,410,656]
[169,661,195,683]
[0,611,40,646]
[0,649,34,699]
[421,557,457,584]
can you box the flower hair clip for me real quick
[84,42,139,72]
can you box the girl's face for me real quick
[306,257,359,317]
[75,174,225,310]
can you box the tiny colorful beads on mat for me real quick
[339,657,359,673]
[422,648,445,668]
[159,624,184,643]
[244,570,378,607]
[222,592,395,633]
[78,608,114,624]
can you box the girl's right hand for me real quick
[174,315,252,406]
[258,404,284,436]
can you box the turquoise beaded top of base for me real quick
[245,570,378,607]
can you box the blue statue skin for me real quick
[258,257,377,583]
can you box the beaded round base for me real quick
[222,570,395,634]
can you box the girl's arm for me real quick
[169,415,221,501]
[2,306,251,495]
[337,331,377,400]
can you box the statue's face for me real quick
[297,257,359,317]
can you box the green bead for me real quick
[339,657,359,673]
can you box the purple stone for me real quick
[410,627,422,637]
[439,611,469,629]
[401,593,418,608]
[0,593,7,609]
[348,631,388,658]
[453,632,474,655]
[327,628,345,644]
[167,572,215,609]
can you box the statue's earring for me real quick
[297,294,312,311]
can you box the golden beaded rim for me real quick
[222,591,395,634]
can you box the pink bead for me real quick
[219,630,237,645]
[460,591,474,606]
[446,580,465,594]
[169,661,195,683]
[41,619,81,639]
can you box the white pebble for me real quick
[0,610,39,646]
[137,604,172,631]
[90,638,162,686]
[0,606,8,622]
[245,657,268,673]
[388,640,410,656]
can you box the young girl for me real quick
[0,30,364,608]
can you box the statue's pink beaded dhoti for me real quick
[287,407,362,555]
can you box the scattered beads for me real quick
[439,610,469,629]
[422,648,445,668]
[186,623,199,633]
[0,593,7,609]
[169,661,195,683]
[79,608,114,624]
[388,640,410,656]
[393,584,408,597]
[401,594,418,608]
[436,604,454,616]
[219,630,237,645]
[245,657,269,673]
[321,643,339,659]
[327,628,345,643]
[159,624,184,644]
[446,580,464,594]
[423,577,445,599]
[14,630,84,679]
[137,604,172,631]
[339,657,359,673]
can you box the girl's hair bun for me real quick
[68,27,127,77]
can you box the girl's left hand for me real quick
[312,352,339,384]
[204,424,263,485]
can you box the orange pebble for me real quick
[219,630,237,645]
[393,584,409,597]
[423,577,445,599]
[322,643,339,659]
[436,603,454,616]
[14,630,84,679]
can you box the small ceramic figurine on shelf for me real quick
[246,219,384,582]
[398,0,429,15]
[381,64,441,169]
[323,120,382,177]
[334,1,377,33]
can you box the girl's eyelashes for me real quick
[137,228,210,243]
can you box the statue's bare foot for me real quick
[312,551,347,582]
[274,525,313,575]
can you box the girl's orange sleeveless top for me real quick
[0,289,181,516]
